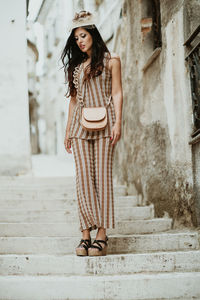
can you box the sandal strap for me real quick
[96,239,108,245]
[90,236,108,251]
[90,240,103,250]
[78,238,91,250]
[95,236,108,245]
[90,244,102,250]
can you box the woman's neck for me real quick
[86,49,92,58]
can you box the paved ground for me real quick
[31,154,75,177]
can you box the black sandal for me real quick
[76,238,91,256]
[88,236,108,256]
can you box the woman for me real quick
[61,11,123,256]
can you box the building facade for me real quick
[27,22,40,155]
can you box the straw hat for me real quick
[68,11,97,32]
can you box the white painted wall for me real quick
[0,0,31,175]
[163,8,192,164]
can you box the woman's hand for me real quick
[64,132,72,154]
[64,95,77,154]
[111,122,121,146]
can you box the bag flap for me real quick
[83,107,106,121]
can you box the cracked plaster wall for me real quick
[113,0,200,228]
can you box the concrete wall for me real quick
[0,0,31,175]
[111,0,199,228]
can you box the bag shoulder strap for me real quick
[73,64,85,107]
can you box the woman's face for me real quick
[74,27,93,53]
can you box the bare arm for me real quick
[64,95,77,153]
[109,53,123,145]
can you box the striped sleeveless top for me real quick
[69,52,116,140]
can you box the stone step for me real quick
[0,189,77,200]
[0,219,172,236]
[0,185,127,200]
[0,195,139,209]
[0,232,198,255]
[0,176,76,186]
[1,250,200,276]
[0,272,199,299]
[111,218,172,234]
[0,205,154,222]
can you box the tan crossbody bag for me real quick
[80,95,112,131]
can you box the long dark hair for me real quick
[60,25,110,98]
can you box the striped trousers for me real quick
[71,137,115,232]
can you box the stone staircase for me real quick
[0,176,199,300]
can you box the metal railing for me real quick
[184,25,200,137]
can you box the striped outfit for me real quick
[69,52,116,139]
[69,52,116,232]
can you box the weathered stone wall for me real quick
[113,0,199,228]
